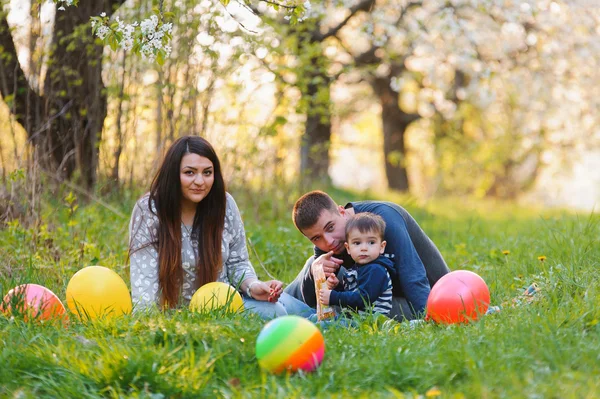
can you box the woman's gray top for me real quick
[129,192,257,309]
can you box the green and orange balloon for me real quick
[255,315,325,374]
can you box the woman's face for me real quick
[180,153,215,206]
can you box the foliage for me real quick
[83,0,310,64]
[373,0,600,196]
[15,0,597,199]
[1,185,599,397]
[91,10,174,64]
[251,0,600,195]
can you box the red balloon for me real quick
[426,270,490,324]
[1,284,68,322]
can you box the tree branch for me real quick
[108,0,128,10]
[259,0,296,9]
[341,0,422,67]
[354,46,380,66]
[315,0,375,41]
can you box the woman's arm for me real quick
[129,197,160,310]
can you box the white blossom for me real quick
[95,25,110,40]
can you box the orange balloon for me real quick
[426,270,490,324]
[1,283,68,322]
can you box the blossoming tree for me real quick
[0,0,305,189]
[255,0,600,194]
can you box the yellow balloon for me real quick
[66,266,132,320]
[189,282,244,313]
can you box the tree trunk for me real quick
[300,56,332,184]
[372,75,420,192]
[0,1,124,190]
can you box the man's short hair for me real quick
[292,191,338,232]
[345,212,386,241]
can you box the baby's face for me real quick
[344,228,386,265]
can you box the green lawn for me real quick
[1,186,598,398]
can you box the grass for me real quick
[0,184,599,398]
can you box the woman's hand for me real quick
[249,280,283,302]
[266,280,283,302]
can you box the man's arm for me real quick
[385,202,450,286]
[378,206,431,315]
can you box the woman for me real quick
[129,135,310,319]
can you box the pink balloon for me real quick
[426,270,490,324]
[1,284,68,322]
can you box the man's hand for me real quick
[319,287,332,306]
[326,274,339,290]
[311,251,343,278]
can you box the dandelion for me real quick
[426,387,442,397]
[502,250,510,255]
[537,255,546,262]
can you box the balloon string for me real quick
[246,238,277,281]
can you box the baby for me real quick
[319,212,394,317]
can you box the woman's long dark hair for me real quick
[149,136,226,308]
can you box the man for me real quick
[284,190,450,320]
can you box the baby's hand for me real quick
[326,275,339,290]
[319,288,332,306]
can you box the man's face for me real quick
[301,208,348,254]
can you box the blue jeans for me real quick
[243,292,316,320]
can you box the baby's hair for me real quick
[345,212,386,241]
